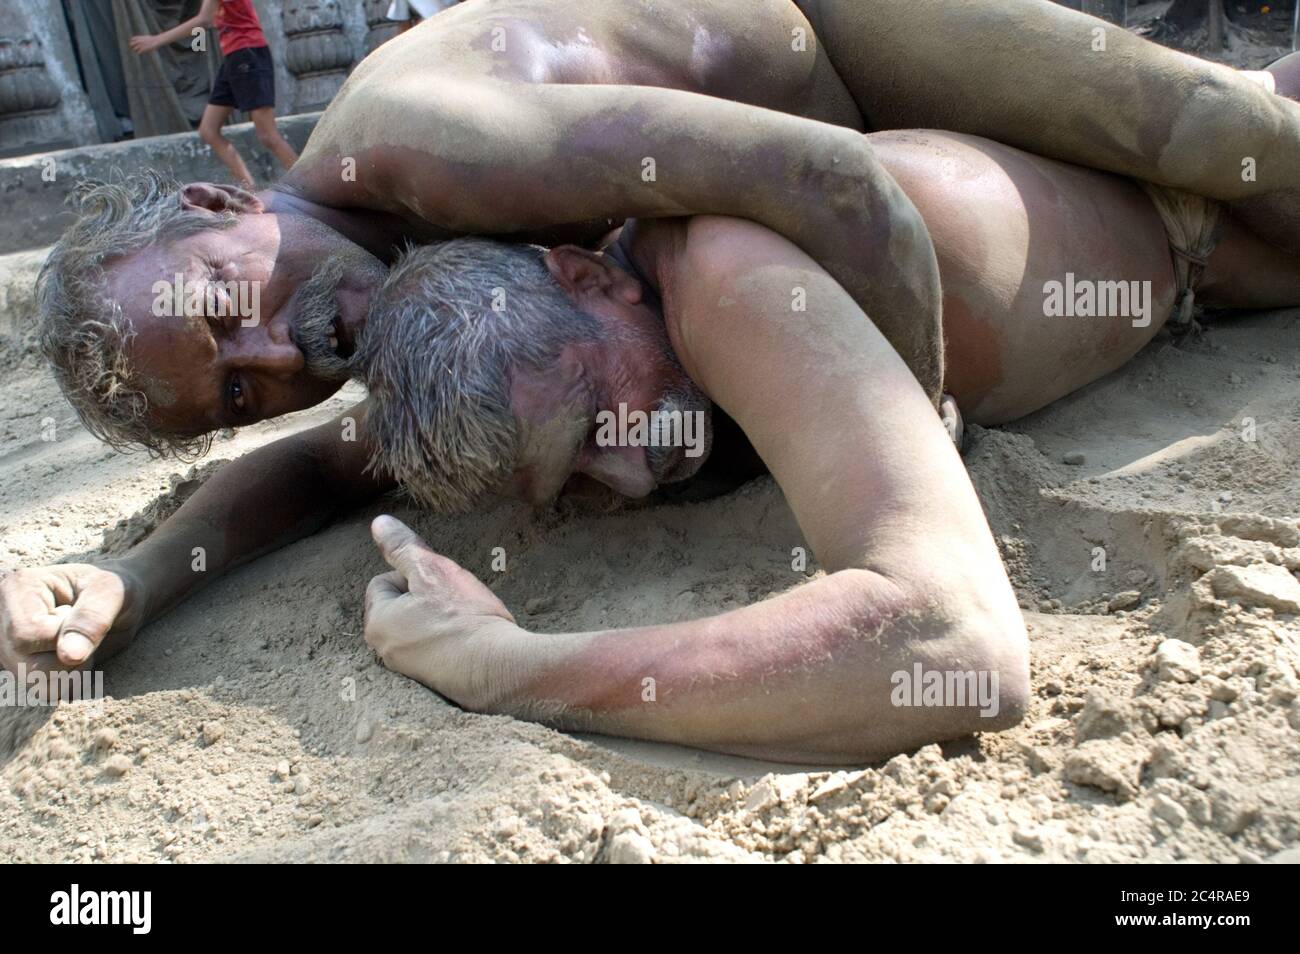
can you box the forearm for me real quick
[105,441,347,625]
[482,570,1016,764]
[526,87,942,398]
[309,82,942,394]
[151,14,210,47]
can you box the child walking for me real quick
[131,0,298,189]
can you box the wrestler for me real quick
[348,128,1299,760]
[278,0,1300,395]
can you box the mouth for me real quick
[328,313,355,361]
[292,254,366,379]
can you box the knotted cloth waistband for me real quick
[1138,182,1225,335]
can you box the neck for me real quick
[618,218,688,301]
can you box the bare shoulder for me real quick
[660,215,893,387]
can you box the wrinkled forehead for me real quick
[102,235,206,318]
[101,247,221,428]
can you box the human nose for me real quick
[228,322,304,377]
[578,445,654,498]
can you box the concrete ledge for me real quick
[0,112,321,255]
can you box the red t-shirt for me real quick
[214,0,267,55]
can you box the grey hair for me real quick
[36,170,237,459]
[359,238,601,512]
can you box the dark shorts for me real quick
[209,45,275,111]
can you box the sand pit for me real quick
[2,253,1298,862]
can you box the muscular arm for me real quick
[290,78,943,399]
[109,402,393,637]
[374,220,1026,763]
[0,402,394,675]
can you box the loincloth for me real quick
[1138,181,1225,334]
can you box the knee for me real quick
[199,124,224,147]
[1164,71,1283,199]
[254,124,281,149]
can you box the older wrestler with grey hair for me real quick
[349,124,1300,762]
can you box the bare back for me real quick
[289,0,1300,257]
[293,0,862,211]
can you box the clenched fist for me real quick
[0,564,142,682]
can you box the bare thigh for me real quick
[868,130,1178,425]
[198,103,233,137]
[799,0,1300,212]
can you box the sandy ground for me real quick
[1,237,1298,862]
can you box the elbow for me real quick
[910,577,1031,738]
[821,131,932,251]
[925,588,1031,737]
[964,619,1030,734]
[814,570,1030,762]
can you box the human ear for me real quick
[544,245,643,304]
[179,182,265,216]
[543,245,616,294]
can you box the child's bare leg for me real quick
[198,104,255,190]
[249,107,299,170]
[801,0,1300,213]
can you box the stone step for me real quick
[0,112,320,256]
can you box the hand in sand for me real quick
[364,515,519,708]
[0,564,139,688]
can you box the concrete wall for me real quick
[0,112,322,255]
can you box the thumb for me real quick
[371,515,437,586]
[56,571,126,666]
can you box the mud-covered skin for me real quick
[281,0,1300,401]
[11,123,1298,725]
[800,1,1300,204]
[357,128,1300,757]
[622,130,1300,428]
[364,218,1030,763]
[285,0,935,395]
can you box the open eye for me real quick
[228,374,247,414]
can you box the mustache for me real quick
[291,256,353,382]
